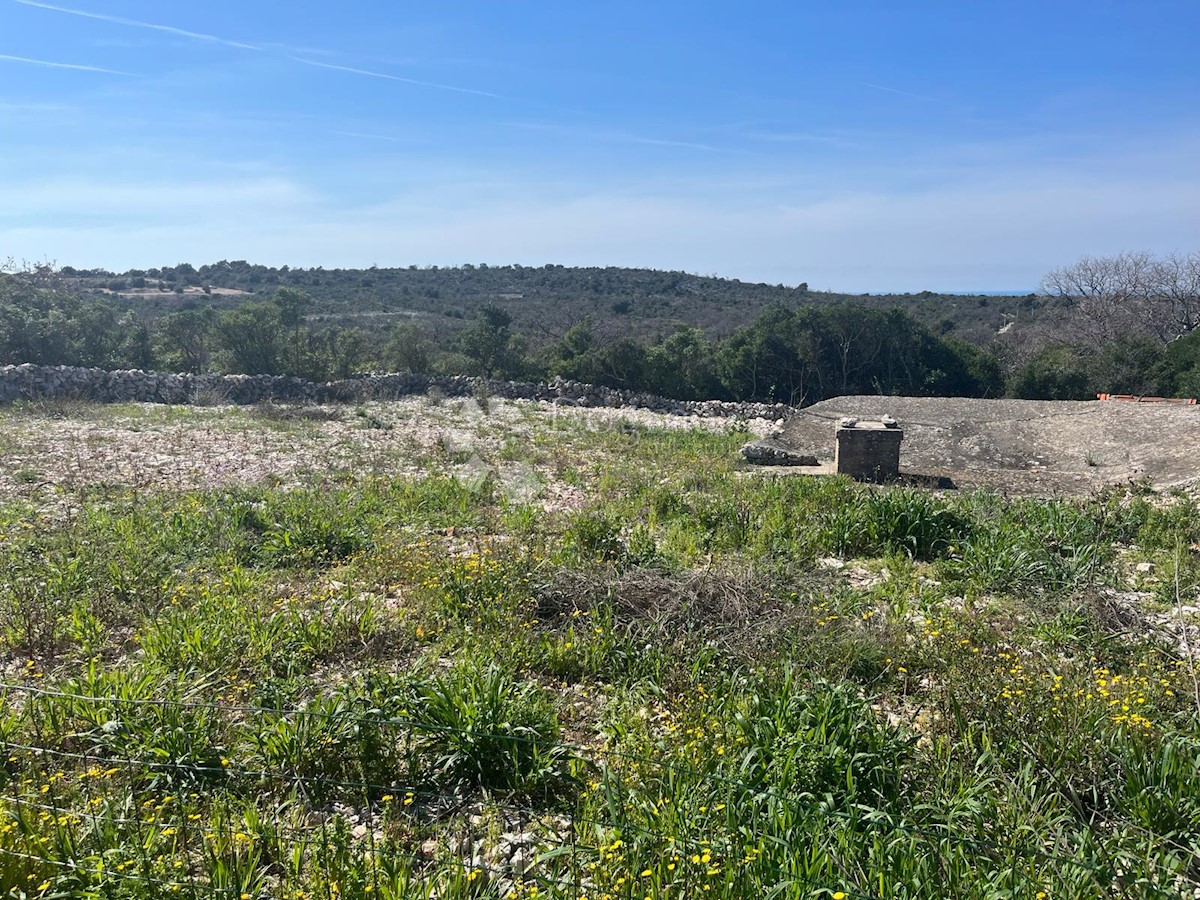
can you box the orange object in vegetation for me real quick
[1096,393,1197,404]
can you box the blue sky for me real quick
[1,0,1197,291]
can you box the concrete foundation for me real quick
[835,421,902,482]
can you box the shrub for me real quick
[245,691,401,799]
[727,670,913,807]
[562,511,624,563]
[402,661,569,797]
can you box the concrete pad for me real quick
[744,395,1200,496]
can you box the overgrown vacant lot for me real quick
[0,397,1198,899]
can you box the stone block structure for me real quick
[0,364,793,421]
[835,419,902,482]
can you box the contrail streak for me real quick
[859,81,930,101]
[511,121,731,154]
[333,130,422,143]
[14,0,261,49]
[288,56,502,99]
[15,0,500,99]
[0,52,135,75]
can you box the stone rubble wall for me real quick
[0,364,790,421]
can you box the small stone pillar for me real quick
[835,418,902,482]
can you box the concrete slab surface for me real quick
[748,396,1200,496]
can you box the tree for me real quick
[817,305,887,395]
[941,339,1004,397]
[158,308,215,373]
[383,323,433,373]
[546,319,597,380]
[459,304,522,378]
[646,327,723,400]
[0,275,140,367]
[1150,327,1200,398]
[715,304,999,405]
[716,306,821,404]
[0,277,73,365]
[557,319,597,362]
[1043,251,1200,345]
[272,287,311,375]
[63,300,121,367]
[1154,252,1200,338]
[305,327,368,381]
[215,302,283,374]
[588,339,648,390]
[1007,345,1091,400]
[118,311,155,370]
[1089,335,1164,396]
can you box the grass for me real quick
[0,399,1197,898]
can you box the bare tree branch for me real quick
[1042,251,1200,346]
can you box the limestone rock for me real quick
[740,439,818,466]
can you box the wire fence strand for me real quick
[0,681,1139,877]
[2,679,1190,898]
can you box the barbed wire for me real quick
[6,679,1196,896]
[0,843,241,898]
[0,796,883,900]
[0,786,889,900]
[8,685,1165,881]
[1,785,597,899]
[0,681,1152,883]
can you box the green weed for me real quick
[0,408,1196,898]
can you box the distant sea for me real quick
[844,288,1039,296]
[942,289,1037,296]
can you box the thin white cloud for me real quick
[3,119,1196,292]
[510,121,731,154]
[8,161,1197,292]
[333,131,427,144]
[14,0,500,99]
[859,81,931,101]
[740,130,867,151]
[287,56,501,99]
[0,176,311,219]
[0,51,135,75]
[13,0,261,50]
[622,135,726,152]
[0,98,75,111]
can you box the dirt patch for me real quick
[755,396,1200,496]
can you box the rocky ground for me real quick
[0,396,775,511]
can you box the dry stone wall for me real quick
[0,364,790,420]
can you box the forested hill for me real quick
[58,262,1047,346]
[9,256,1200,404]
